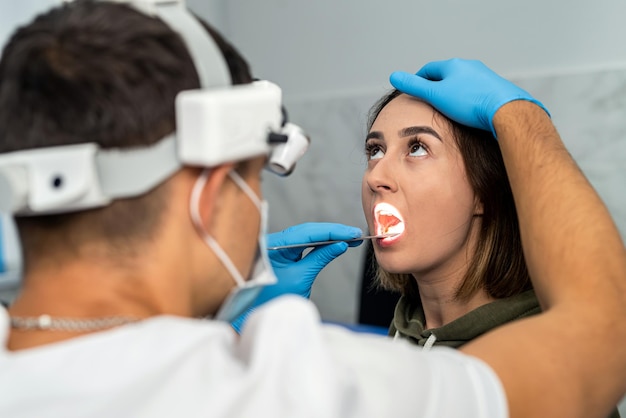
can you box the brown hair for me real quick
[366,90,531,301]
[0,1,253,270]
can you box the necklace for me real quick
[10,314,139,332]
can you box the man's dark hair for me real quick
[0,1,253,270]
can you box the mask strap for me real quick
[189,169,246,287]
[228,170,261,210]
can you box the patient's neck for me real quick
[416,278,495,330]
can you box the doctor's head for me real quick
[362,90,530,301]
[0,1,263,317]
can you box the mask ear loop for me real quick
[189,169,246,287]
[228,170,261,210]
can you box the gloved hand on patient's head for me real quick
[231,222,363,333]
[389,58,550,137]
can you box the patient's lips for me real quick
[374,202,404,244]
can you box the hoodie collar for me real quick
[391,289,540,348]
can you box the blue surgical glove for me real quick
[389,58,550,136]
[231,222,363,333]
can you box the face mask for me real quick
[190,169,277,323]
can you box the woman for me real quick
[362,88,538,347]
[362,88,622,416]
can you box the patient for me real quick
[361,89,620,416]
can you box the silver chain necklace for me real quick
[10,314,138,332]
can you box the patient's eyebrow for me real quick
[400,126,442,141]
[365,131,383,142]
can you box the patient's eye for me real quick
[365,142,384,160]
[409,139,427,157]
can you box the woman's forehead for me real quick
[372,94,450,134]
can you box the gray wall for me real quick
[212,0,626,99]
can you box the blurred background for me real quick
[1,5,625,410]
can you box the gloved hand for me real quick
[389,58,550,136]
[231,222,364,333]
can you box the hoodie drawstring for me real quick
[422,333,437,352]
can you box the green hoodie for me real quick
[389,289,621,418]
[389,289,540,348]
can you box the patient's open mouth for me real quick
[374,202,405,239]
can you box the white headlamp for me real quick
[0,0,310,215]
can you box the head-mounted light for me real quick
[0,0,309,215]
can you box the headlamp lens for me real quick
[266,123,310,176]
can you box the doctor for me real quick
[0,2,624,418]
